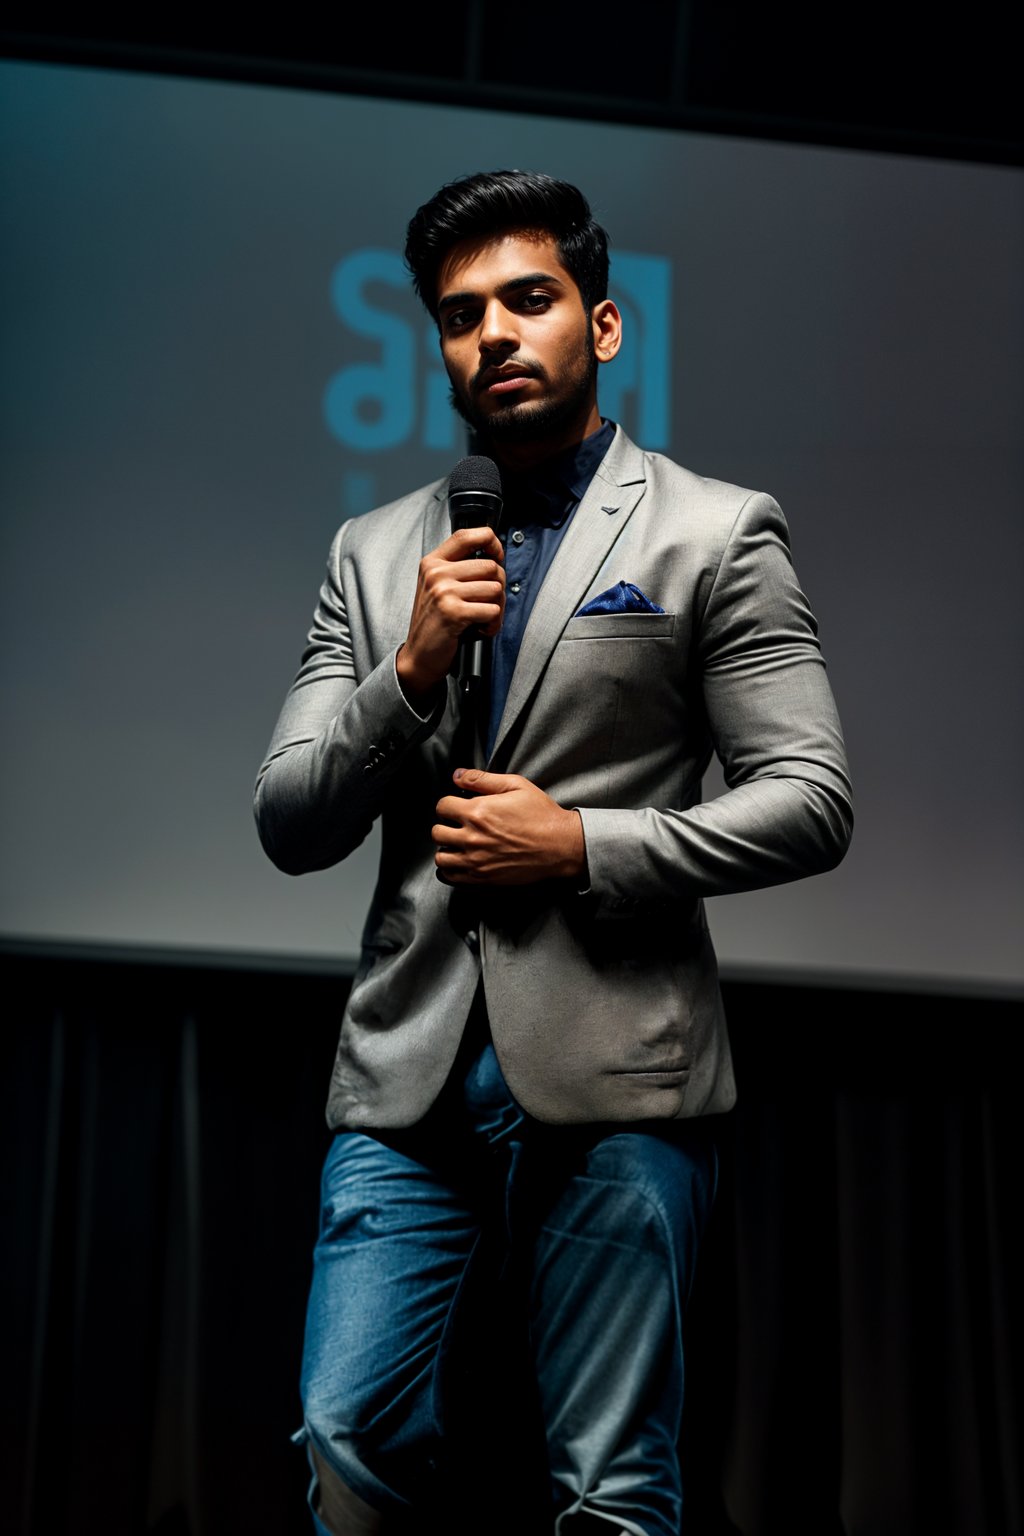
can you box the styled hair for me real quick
[405,169,610,323]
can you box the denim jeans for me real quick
[298,1006,718,1536]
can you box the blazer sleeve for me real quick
[253,520,446,875]
[576,492,853,912]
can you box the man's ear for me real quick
[592,299,622,364]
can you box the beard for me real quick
[447,329,598,447]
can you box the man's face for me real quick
[436,231,608,455]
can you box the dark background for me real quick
[7,955,1020,1535]
[2,3,1020,165]
[3,10,1021,1535]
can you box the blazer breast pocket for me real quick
[562,612,677,640]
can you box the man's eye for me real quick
[520,293,551,311]
[445,304,482,331]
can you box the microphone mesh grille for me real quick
[448,455,502,496]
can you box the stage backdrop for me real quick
[1,59,1022,992]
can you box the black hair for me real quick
[404,169,610,324]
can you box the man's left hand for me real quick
[433,770,586,885]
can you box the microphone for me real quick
[448,453,503,534]
[447,456,503,692]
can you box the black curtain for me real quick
[3,951,1020,1536]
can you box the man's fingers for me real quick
[422,580,502,634]
[444,580,504,603]
[439,527,504,562]
[440,557,505,584]
[431,815,467,842]
[451,769,521,795]
[431,821,482,882]
[419,559,504,612]
[420,560,503,594]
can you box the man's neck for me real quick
[486,402,604,474]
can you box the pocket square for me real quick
[576,581,665,616]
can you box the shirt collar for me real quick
[502,419,616,528]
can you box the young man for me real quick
[255,170,852,1535]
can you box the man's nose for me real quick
[479,299,519,355]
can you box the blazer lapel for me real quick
[488,427,647,765]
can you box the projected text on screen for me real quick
[323,248,672,459]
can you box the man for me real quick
[255,170,852,1535]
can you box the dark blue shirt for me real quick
[486,419,616,757]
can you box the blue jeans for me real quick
[298,1010,718,1535]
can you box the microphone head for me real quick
[447,455,503,534]
[448,455,502,498]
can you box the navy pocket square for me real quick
[576,581,665,616]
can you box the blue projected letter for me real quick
[602,252,672,449]
[324,250,414,452]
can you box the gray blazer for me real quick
[255,427,852,1128]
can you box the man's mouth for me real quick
[478,365,538,396]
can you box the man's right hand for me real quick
[396,527,505,709]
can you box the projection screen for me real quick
[1,60,1021,992]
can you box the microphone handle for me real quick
[449,487,503,533]
[448,487,502,687]
[460,631,487,689]
[456,530,495,690]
